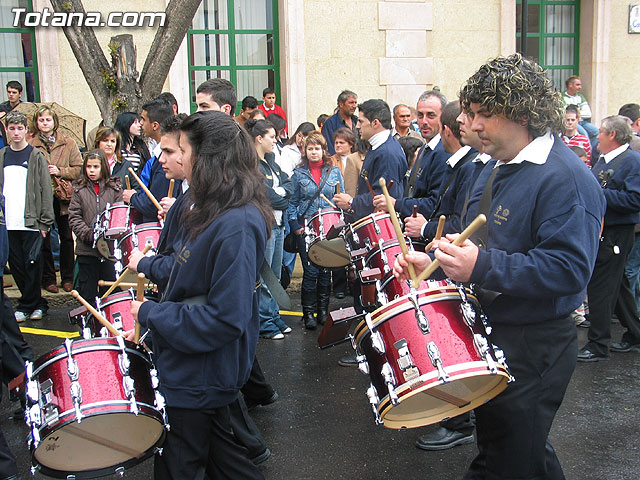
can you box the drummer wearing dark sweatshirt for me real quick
[394,54,605,480]
[127,111,271,480]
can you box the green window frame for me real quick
[516,0,580,91]
[187,0,280,114]
[0,0,40,102]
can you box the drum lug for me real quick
[492,344,515,382]
[376,284,388,306]
[115,466,125,477]
[111,312,124,332]
[426,341,450,383]
[468,284,493,334]
[381,362,399,405]
[460,302,476,328]
[379,239,391,273]
[64,339,84,422]
[473,334,498,374]
[408,291,429,334]
[30,464,40,476]
[155,447,164,456]
[366,384,383,425]
[394,339,421,383]
[372,217,381,235]
[365,313,385,354]
[356,354,369,375]
[117,336,140,415]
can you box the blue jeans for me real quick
[624,232,640,315]
[259,224,289,336]
[296,234,331,291]
[282,213,297,276]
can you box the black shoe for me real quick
[610,341,640,353]
[334,291,346,299]
[338,355,358,367]
[415,427,474,451]
[250,448,271,466]
[577,348,609,362]
[246,391,279,410]
[9,407,25,421]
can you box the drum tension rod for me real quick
[408,290,429,334]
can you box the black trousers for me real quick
[8,230,47,314]
[586,224,640,356]
[154,405,264,480]
[74,255,116,307]
[442,410,475,433]
[463,318,576,480]
[240,357,276,403]
[42,198,75,286]
[228,396,267,459]
[0,286,33,383]
[332,267,347,295]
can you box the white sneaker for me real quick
[15,311,28,322]
[281,326,292,334]
[29,309,45,321]
[269,333,285,340]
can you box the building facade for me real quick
[2,0,638,132]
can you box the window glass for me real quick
[234,0,273,30]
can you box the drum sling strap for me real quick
[403,144,428,198]
[593,148,631,188]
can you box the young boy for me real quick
[257,87,287,134]
[0,111,53,321]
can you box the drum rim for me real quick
[309,208,343,221]
[99,290,136,308]
[31,339,151,376]
[350,212,391,230]
[117,223,162,242]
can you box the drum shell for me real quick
[354,284,509,429]
[99,203,141,240]
[27,338,165,478]
[117,223,162,265]
[344,213,396,254]
[89,291,137,337]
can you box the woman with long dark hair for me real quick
[246,118,293,339]
[287,132,344,329]
[94,126,138,191]
[129,111,271,479]
[114,112,151,173]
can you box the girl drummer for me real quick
[68,149,122,305]
[129,111,271,480]
[287,132,344,329]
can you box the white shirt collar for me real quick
[263,104,275,112]
[446,145,471,168]
[496,131,554,167]
[152,142,162,158]
[426,133,441,150]
[369,130,390,150]
[182,179,189,192]
[602,143,630,163]
[473,153,492,164]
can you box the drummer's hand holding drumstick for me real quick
[157,196,176,220]
[404,212,427,238]
[372,193,395,213]
[333,192,352,210]
[126,248,152,273]
[122,188,136,204]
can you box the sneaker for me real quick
[262,332,284,340]
[29,309,45,321]
[281,326,292,334]
[15,311,28,322]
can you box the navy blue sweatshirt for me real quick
[130,156,181,223]
[421,147,477,239]
[590,147,640,226]
[396,138,451,218]
[464,136,605,326]
[352,135,406,217]
[137,204,267,409]
[137,188,190,291]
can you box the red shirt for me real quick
[562,133,592,167]
[309,161,322,185]
[258,103,288,133]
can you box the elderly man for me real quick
[322,90,359,155]
[579,115,640,361]
[394,54,605,479]
[391,104,423,141]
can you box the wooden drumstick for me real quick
[320,193,337,209]
[412,205,418,218]
[134,273,145,343]
[387,179,394,190]
[127,167,163,212]
[379,177,419,288]
[125,175,131,190]
[414,214,487,283]
[363,176,376,200]
[167,179,175,198]
[71,290,121,337]
[101,244,153,299]
[434,215,446,241]
[336,183,341,194]
[98,280,138,288]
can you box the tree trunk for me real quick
[49,0,204,125]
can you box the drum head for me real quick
[308,238,350,268]
[379,368,509,429]
[34,411,165,478]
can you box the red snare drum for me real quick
[25,337,167,478]
[116,223,162,268]
[345,213,396,256]
[99,202,142,240]
[353,283,511,429]
[87,291,137,337]
[306,209,349,268]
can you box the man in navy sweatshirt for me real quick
[394,54,605,480]
[579,115,640,361]
[332,99,406,217]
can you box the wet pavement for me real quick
[2,291,639,480]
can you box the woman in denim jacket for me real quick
[287,133,344,329]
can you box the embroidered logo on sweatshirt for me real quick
[493,205,510,225]
[177,246,190,264]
